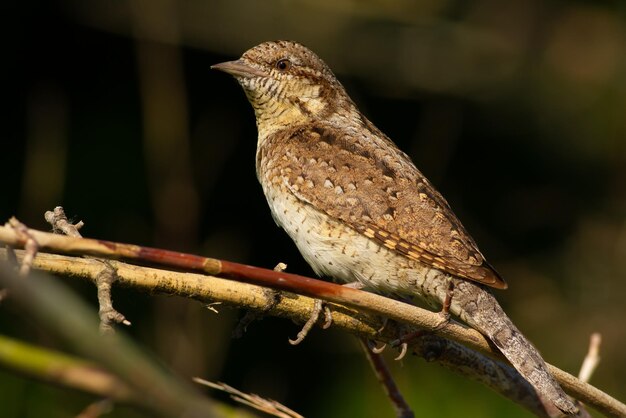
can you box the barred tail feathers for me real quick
[451,280,578,415]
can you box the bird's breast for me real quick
[257,166,441,298]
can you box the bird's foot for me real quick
[233,287,281,338]
[434,280,455,330]
[367,317,391,353]
[232,262,285,338]
[289,298,332,345]
[289,281,364,345]
[389,329,426,361]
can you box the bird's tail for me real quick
[451,280,579,415]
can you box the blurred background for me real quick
[2,0,625,416]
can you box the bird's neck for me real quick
[250,93,361,147]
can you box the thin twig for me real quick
[7,218,39,276]
[360,338,414,418]
[43,207,129,333]
[579,333,602,384]
[45,206,84,237]
[95,261,131,334]
[194,378,304,418]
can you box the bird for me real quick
[212,40,578,415]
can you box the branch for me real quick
[0,246,619,417]
[0,223,623,416]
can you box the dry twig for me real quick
[7,217,39,276]
[194,377,303,418]
[95,262,131,334]
[43,207,129,333]
[45,206,84,237]
[579,333,602,384]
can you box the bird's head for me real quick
[212,41,356,132]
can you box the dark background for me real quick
[2,1,625,417]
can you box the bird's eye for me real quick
[275,59,291,71]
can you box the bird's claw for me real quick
[394,342,409,361]
[289,298,332,345]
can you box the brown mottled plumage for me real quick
[262,123,504,288]
[212,40,578,415]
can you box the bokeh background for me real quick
[2,0,625,417]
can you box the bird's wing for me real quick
[262,122,507,289]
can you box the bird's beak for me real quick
[211,59,267,78]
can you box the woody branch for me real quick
[0,222,622,417]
